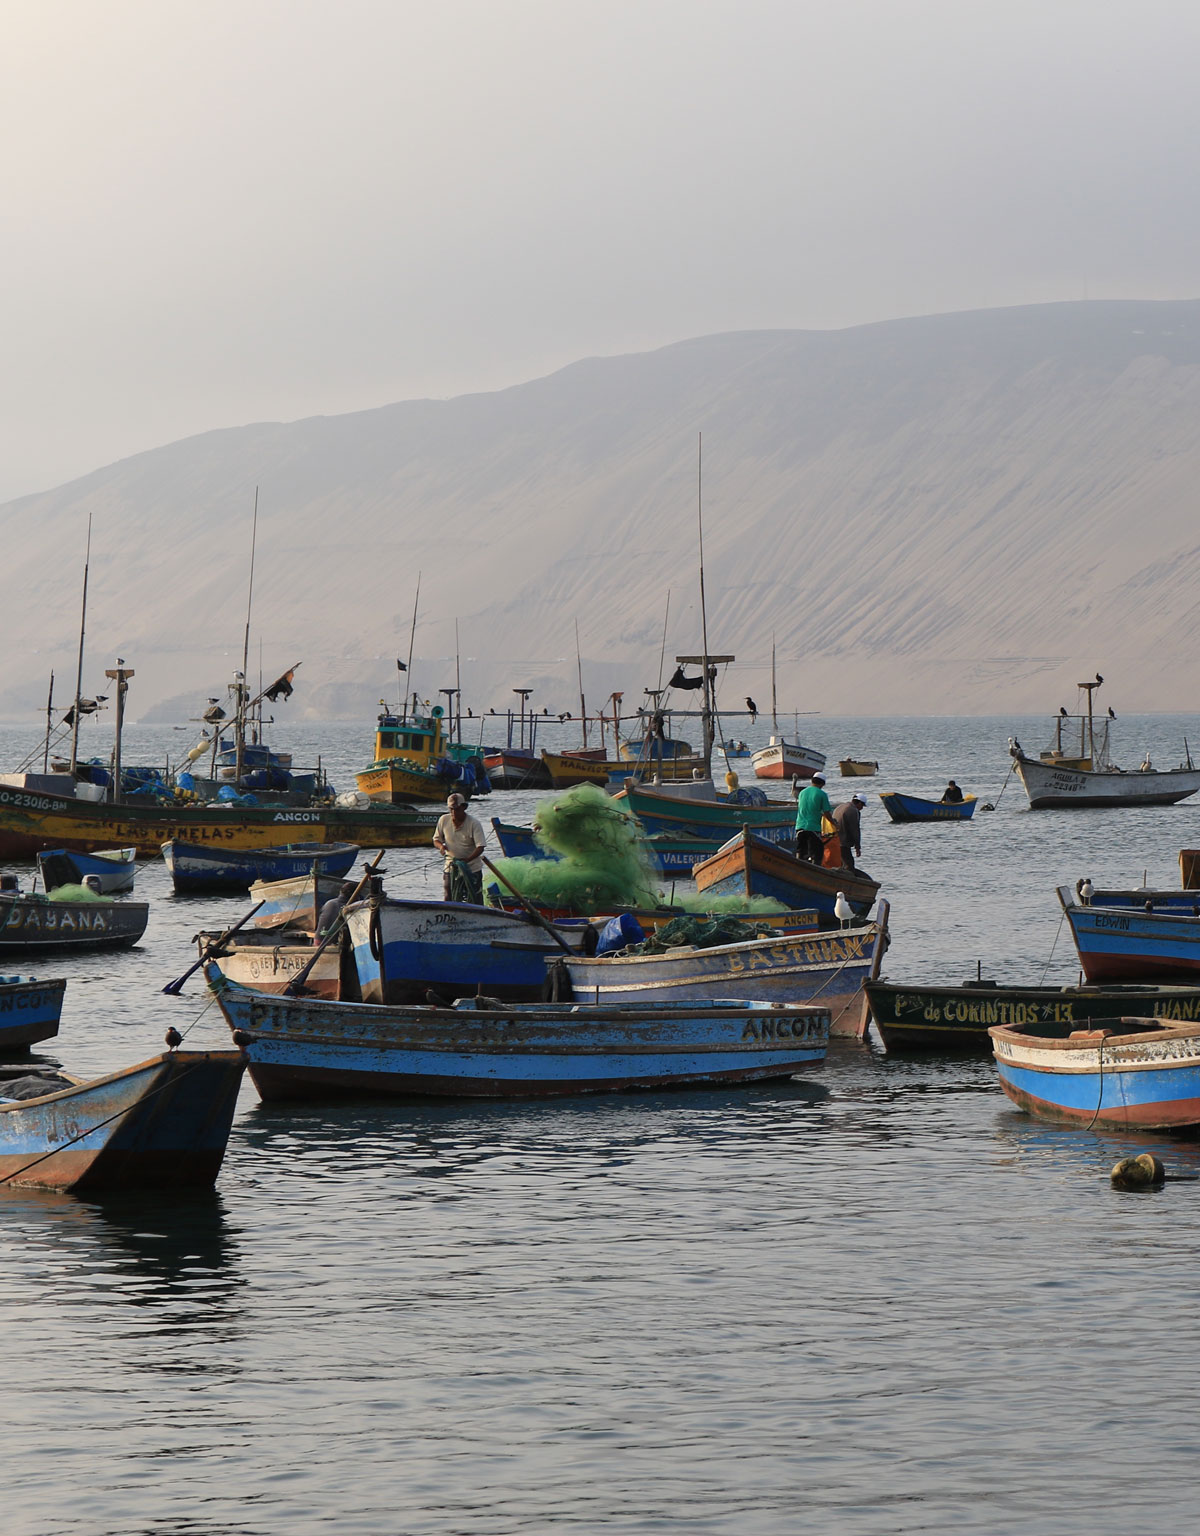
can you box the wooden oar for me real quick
[283,849,387,996]
[480,855,575,954]
[162,901,266,995]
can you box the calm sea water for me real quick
[4,713,1200,1536]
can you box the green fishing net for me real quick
[489,783,787,917]
[46,883,106,903]
[629,915,775,953]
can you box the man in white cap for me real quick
[433,792,487,902]
[794,771,833,864]
[832,792,868,870]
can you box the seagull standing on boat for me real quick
[834,892,854,928]
[1078,878,1094,906]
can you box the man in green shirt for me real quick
[794,772,833,864]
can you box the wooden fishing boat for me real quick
[0,890,148,953]
[990,1017,1200,1131]
[490,818,730,879]
[247,870,357,931]
[880,791,978,823]
[484,891,819,935]
[865,977,1200,1052]
[198,929,344,999]
[691,827,879,925]
[0,783,438,860]
[750,737,826,782]
[162,839,359,895]
[1058,885,1200,983]
[206,966,829,1102]
[1009,675,1200,809]
[482,747,552,791]
[36,846,137,894]
[540,749,697,790]
[355,705,488,804]
[614,779,795,847]
[343,897,595,1004]
[0,1048,246,1191]
[547,910,888,1040]
[0,977,67,1053]
[838,759,878,777]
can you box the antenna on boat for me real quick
[656,590,671,691]
[513,688,533,751]
[455,619,463,743]
[402,574,421,722]
[69,514,93,777]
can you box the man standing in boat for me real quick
[794,772,833,864]
[832,792,867,870]
[434,792,487,903]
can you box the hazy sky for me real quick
[3,1,1198,500]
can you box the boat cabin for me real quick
[368,708,447,770]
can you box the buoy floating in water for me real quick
[1110,1153,1165,1191]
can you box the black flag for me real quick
[263,669,295,703]
[396,658,407,672]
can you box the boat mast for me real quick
[69,514,93,776]
[697,434,713,771]
[455,619,462,743]
[105,661,134,804]
[42,672,54,773]
[575,618,588,749]
[513,688,532,752]
[235,488,259,788]
[770,634,778,732]
[402,574,421,721]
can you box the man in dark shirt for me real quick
[941,780,964,803]
[832,793,867,870]
[316,881,356,939]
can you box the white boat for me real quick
[1009,675,1200,809]
[750,737,826,782]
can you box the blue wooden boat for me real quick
[0,1048,246,1190]
[37,846,137,894]
[615,781,796,847]
[343,897,592,1004]
[162,839,359,894]
[206,965,829,1101]
[880,791,977,823]
[1058,885,1200,984]
[0,891,148,953]
[990,1016,1200,1131]
[550,905,889,1040]
[246,870,359,931]
[691,827,879,924]
[0,977,67,1053]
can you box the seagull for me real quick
[834,891,854,928]
[1096,672,1104,685]
[1078,878,1094,906]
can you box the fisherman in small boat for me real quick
[316,881,357,939]
[832,793,867,870]
[794,772,833,864]
[941,780,964,803]
[433,792,487,903]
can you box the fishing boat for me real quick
[36,846,137,894]
[880,791,977,823]
[355,704,488,804]
[490,818,730,879]
[546,909,889,1040]
[1058,886,1200,983]
[247,870,358,931]
[0,783,438,860]
[541,749,697,789]
[343,896,595,1004]
[989,1017,1200,1131]
[865,977,1200,1052]
[484,890,820,935]
[614,779,796,847]
[482,691,553,790]
[0,1048,246,1191]
[1009,675,1200,808]
[691,828,879,924]
[0,887,148,953]
[206,966,830,1101]
[750,737,826,782]
[838,759,878,777]
[162,839,359,895]
[0,977,67,1053]
[198,928,344,999]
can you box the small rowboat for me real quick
[0,1048,246,1190]
[838,759,878,777]
[206,965,830,1102]
[879,791,977,823]
[36,846,137,894]
[0,891,148,953]
[198,929,343,999]
[162,839,359,894]
[1058,886,1200,984]
[990,1017,1200,1131]
[691,827,880,925]
[0,977,67,1053]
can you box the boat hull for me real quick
[617,783,795,846]
[36,847,137,894]
[750,741,826,781]
[1060,888,1200,983]
[1013,754,1200,809]
[207,969,829,1101]
[0,784,437,859]
[0,1050,246,1191]
[355,763,456,804]
[201,933,343,998]
[880,792,977,823]
[554,922,886,1038]
[540,751,696,789]
[0,978,67,1052]
[990,1022,1200,1131]
[0,896,148,953]
[866,979,1200,1051]
[691,828,879,923]
[162,839,359,894]
[838,760,878,777]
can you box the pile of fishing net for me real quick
[626,915,776,954]
[488,783,788,918]
[45,883,106,903]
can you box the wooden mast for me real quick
[697,433,713,771]
[402,574,421,721]
[575,619,588,749]
[234,488,259,789]
[68,515,93,777]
